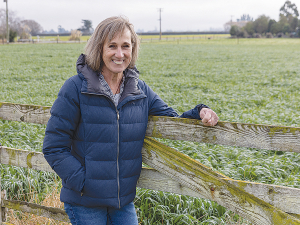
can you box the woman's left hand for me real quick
[200,108,219,126]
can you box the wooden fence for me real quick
[1,101,300,224]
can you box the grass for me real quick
[0,37,300,224]
[137,38,300,126]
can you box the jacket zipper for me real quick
[116,108,121,208]
[81,91,145,208]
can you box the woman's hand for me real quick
[200,108,219,126]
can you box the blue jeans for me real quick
[64,202,138,225]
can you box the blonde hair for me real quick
[84,16,140,72]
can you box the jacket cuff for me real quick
[179,104,210,119]
[196,104,210,116]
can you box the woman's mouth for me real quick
[113,60,123,65]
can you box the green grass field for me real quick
[1,38,300,224]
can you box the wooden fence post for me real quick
[1,191,7,224]
[0,144,2,223]
[0,144,7,224]
[0,146,2,224]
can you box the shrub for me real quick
[253,33,262,38]
[19,24,31,39]
[237,30,248,38]
[277,32,284,38]
[69,30,82,41]
[9,29,17,42]
[266,32,273,38]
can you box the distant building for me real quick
[224,14,253,32]
[224,21,248,32]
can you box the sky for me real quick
[2,0,289,32]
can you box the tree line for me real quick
[0,8,43,42]
[230,0,299,38]
[0,7,94,43]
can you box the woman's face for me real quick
[102,28,132,77]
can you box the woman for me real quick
[43,16,218,225]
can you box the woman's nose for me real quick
[115,47,124,58]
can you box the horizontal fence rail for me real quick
[1,102,300,152]
[146,116,300,153]
[142,138,300,225]
[0,102,51,124]
[2,102,300,224]
[2,146,300,224]
[2,199,69,223]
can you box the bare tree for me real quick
[20,20,43,35]
[0,9,21,39]
[0,9,6,39]
[19,23,31,39]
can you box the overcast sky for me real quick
[2,0,289,32]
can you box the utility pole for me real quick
[4,0,9,43]
[158,8,162,40]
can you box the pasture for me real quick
[1,37,300,224]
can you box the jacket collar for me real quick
[76,54,142,103]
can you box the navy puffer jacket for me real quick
[43,54,208,209]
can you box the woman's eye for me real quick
[109,45,116,48]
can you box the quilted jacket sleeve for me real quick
[143,81,209,119]
[43,77,85,193]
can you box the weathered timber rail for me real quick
[1,102,300,225]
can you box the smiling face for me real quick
[101,28,132,77]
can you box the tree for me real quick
[78,20,93,33]
[253,15,269,34]
[0,9,5,40]
[282,23,291,33]
[0,9,21,41]
[280,0,299,17]
[279,1,299,32]
[83,20,92,30]
[229,25,240,36]
[244,21,255,35]
[58,25,68,33]
[277,14,293,33]
[290,16,299,30]
[19,23,31,39]
[267,19,277,32]
[20,20,43,35]
[237,14,253,22]
[270,22,281,34]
